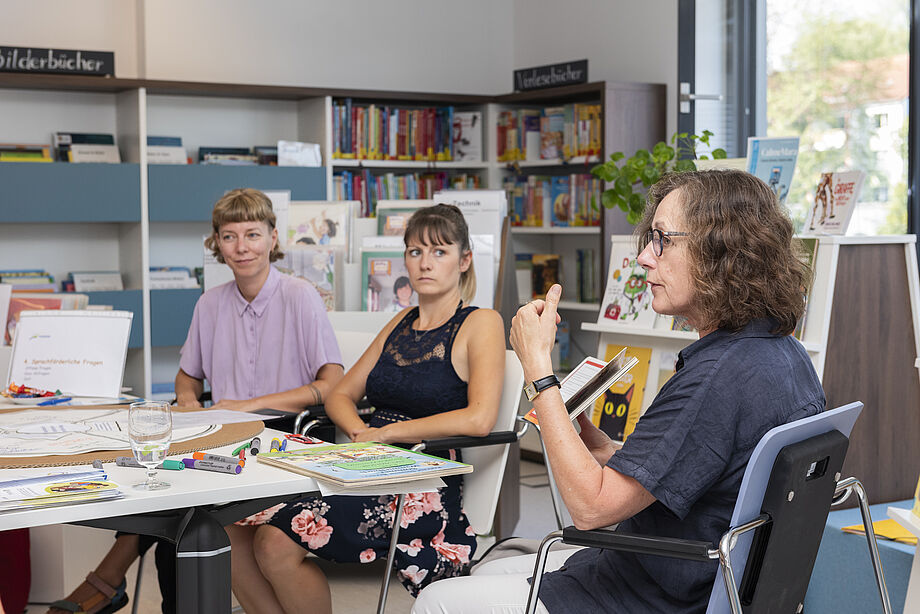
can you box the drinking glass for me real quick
[128,400,172,491]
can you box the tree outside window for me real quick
[766,1,909,234]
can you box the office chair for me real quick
[524,401,893,614]
[303,349,528,614]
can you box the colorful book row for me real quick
[332,100,482,162]
[333,169,480,217]
[496,104,601,162]
[506,174,602,227]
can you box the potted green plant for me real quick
[591,130,728,224]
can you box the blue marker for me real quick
[38,396,72,406]
[279,439,288,451]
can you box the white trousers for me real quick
[411,547,583,614]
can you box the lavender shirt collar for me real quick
[232,265,282,317]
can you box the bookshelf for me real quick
[0,76,667,402]
[584,235,920,507]
[494,82,666,372]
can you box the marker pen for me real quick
[192,452,243,465]
[250,437,261,455]
[270,438,281,452]
[231,442,251,456]
[279,439,288,451]
[116,457,185,470]
[182,458,242,474]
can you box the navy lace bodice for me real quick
[365,303,476,422]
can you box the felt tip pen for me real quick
[92,460,104,469]
[250,437,261,455]
[270,438,281,452]
[37,396,72,406]
[192,452,243,465]
[279,438,288,451]
[116,457,185,471]
[181,458,242,474]
[231,442,251,456]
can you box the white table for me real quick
[0,427,321,614]
[888,506,920,613]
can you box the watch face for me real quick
[523,382,538,401]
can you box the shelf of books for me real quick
[511,226,601,235]
[332,159,490,170]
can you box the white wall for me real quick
[0,0,140,77]
[512,0,678,137]
[140,0,514,95]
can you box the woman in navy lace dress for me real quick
[228,204,506,614]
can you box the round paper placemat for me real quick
[0,406,263,468]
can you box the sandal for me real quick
[49,571,129,614]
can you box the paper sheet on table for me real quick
[316,477,445,497]
[171,410,283,429]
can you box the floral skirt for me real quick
[239,473,476,596]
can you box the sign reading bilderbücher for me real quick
[513,59,588,92]
[0,46,114,76]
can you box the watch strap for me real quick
[524,374,561,401]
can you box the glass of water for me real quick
[128,400,172,491]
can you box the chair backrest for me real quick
[462,350,525,535]
[329,311,392,371]
[705,401,863,614]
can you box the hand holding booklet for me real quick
[524,348,638,428]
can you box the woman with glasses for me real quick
[414,169,825,614]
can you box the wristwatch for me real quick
[523,374,561,401]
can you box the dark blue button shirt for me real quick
[538,318,825,614]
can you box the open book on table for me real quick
[256,442,472,487]
[523,348,639,428]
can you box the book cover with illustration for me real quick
[597,239,656,327]
[257,442,471,486]
[591,345,651,442]
[746,136,800,205]
[804,171,866,235]
[361,250,417,312]
[549,176,571,226]
[375,200,432,236]
[276,246,338,311]
[286,201,355,248]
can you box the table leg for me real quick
[173,507,232,614]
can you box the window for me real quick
[764,1,909,234]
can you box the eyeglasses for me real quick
[644,229,691,257]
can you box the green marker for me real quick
[232,442,252,456]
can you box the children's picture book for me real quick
[452,111,482,162]
[362,250,417,312]
[746,136,800,205]
[276,246,339,311]
[597,237,656,327]
[523,348,639,428]
[286,201,356,248]
[840,519,918,546]
[590,345,651,443]
[805,171,866,235]
[375,200,432,236]
[0,475,122,512]
[4,293,89,345]
[257,442,472,486]
[531,254,561,300]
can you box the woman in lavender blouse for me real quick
[49,188,344,614]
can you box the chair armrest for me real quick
[561,527,716,562]
[293,399,374,434]
[421,431,520,452]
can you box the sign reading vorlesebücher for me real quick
[513,59,588,92]
[0,46,114,76]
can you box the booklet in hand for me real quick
[523,348,638,428]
